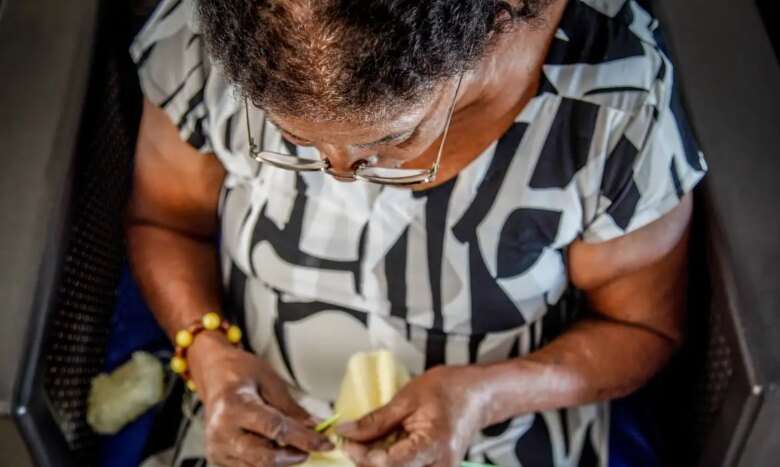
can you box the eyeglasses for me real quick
[244,74,463,186]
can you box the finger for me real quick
[383,432,438,467]
[208,446,243,467]
[205,421,244,467]
[343,433,437,467]
[336,396,414,442]
[227,459,253,467]
[238,400,334,452]
[341,440,370,465]
[261,383,316,424]
[232,433,309,466]
[224,454,257,467]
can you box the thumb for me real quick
[336,396,413,442]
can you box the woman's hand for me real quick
[188,333,335,467]
[337,365,493,467]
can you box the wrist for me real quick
[188,330,233,364]
[171,311,244,388]
[186,331,235,393]
[471,358,550,427]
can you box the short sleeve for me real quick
[129,0,213,153]
[581,66,708,243]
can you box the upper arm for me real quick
[127,98,225,237]
[568,193,692,344]
[564,40,707,344]
[127,0,226,236]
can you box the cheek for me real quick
[379,126,445,165]
[378,147,424,166]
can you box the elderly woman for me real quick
[128,0,706,465]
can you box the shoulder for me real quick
[130,0,203,85]
[539,0,672,117]
[130,0,236,153]
[130,0,214,98]
[516,2,708,243]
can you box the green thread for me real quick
[315,412,342,433]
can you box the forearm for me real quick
[127,222,266,403]
[126,222,223,341]
[476,316,675,427]
[470,198,694,426]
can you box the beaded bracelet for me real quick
[170,312,243,392]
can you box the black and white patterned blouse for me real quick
[132,0,707,465]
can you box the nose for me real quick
[318,144,375,178]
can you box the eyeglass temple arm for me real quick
[244,97,262,156]
[431,73,464,174]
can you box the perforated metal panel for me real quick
[40,6,139,461]
[691,304,735,447]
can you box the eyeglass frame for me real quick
[244,73,464,186]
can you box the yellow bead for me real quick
[186,380,197,392]
[227,325,242,344]
[170,356,187,374]
[175,330,193,348]
[202,312,221,331]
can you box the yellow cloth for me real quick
[301,350,410,466]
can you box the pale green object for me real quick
[87,351,165,434]
[315,413,342,433]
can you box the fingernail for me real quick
[280,452,307,464]
[319,439,335,451]
[342,441,367,462]
[368,450,389,465]
[336,421,357,435]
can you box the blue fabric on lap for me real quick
[609,391,663,467]
[98,266,171,467]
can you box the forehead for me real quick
[263,81,449,142]
[268,104,426,139]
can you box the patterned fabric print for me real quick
[131,0,707,465]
